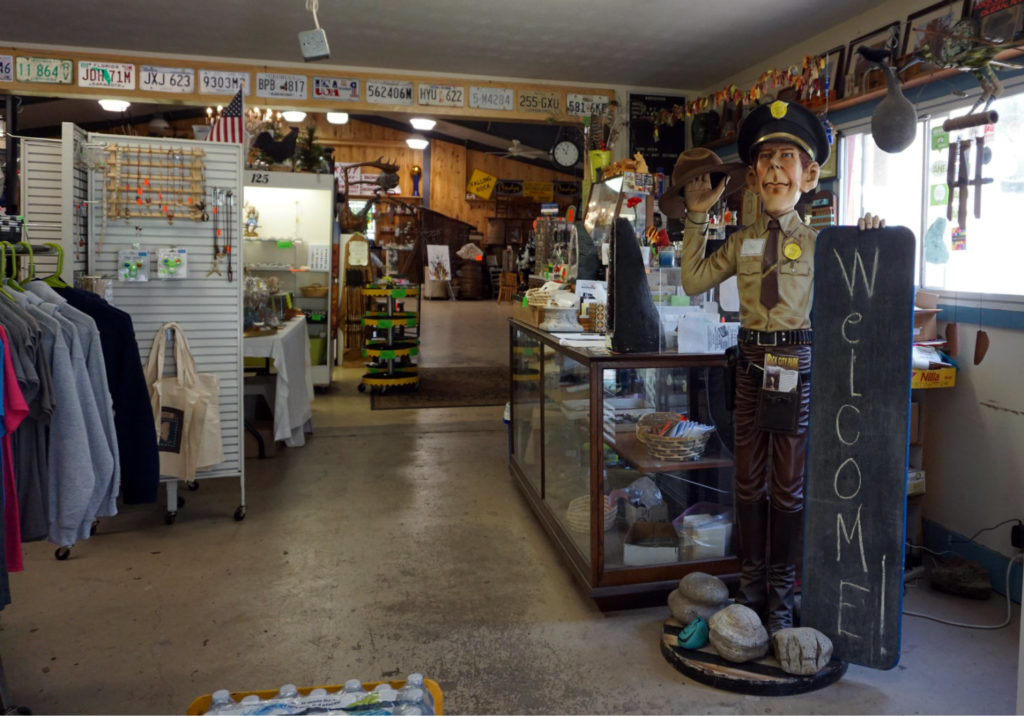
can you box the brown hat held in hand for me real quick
[658,147,748,219]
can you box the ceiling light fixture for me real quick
[326,112,349,125]
[406,135,429,150]
[409,117,436,131]
[98,99,130,112]
[282,110,307,123]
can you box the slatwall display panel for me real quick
[87,133,244,481]
[19,138,63,278]
[68,124,90,278]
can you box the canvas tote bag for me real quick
[145,323,225,479]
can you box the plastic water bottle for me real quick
[204,690,241,715]
[403,674,433,714]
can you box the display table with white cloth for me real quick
[243,317,314,447]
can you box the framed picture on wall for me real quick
[965,0,1024,42]
[845,22,902,97]
[902,0,967,68]
[814,45,847,100]
[819,130,841,180]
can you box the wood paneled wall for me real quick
[162,114,577,234]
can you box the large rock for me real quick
[668,589,724,625]
[708,604,769,663]
[678,572,729,606]
[772,627,833,675]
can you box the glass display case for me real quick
[244,171,335,388]
[508,319,739,604]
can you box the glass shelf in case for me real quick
[507,318,739,606]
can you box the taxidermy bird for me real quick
[858,45,918,153]
[908,17,1024,113]
[252,126,300,164]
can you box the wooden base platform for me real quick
[660,619,846,696]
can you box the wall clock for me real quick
[551,138,582,169]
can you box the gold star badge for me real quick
[770,101,789,119]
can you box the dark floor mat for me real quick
[369,366,509,410]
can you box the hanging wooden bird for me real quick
[907,17,1024,113]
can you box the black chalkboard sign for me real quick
[628,93,687,175]
[802,225,916,670]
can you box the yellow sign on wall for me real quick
[467,169,498,200]
[523,181,554,202]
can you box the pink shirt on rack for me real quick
[1,325,29,572]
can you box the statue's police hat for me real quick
[737,100,829,165]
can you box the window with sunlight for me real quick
[839,87,1024,296]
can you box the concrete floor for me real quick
[2,298,1020,714]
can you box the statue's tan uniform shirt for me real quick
[680,209,817,332]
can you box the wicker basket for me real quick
[635,412,714,462]
[300,283,329,298]
[565,495,617,533]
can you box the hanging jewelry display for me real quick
[103,143,207,222]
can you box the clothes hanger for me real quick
[0,241,26,292]
[0,243,15,301]
[42,241,69,288]
[17,240,36,281]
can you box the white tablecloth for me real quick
[244,317,314,447]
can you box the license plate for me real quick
[567,93,609,117]
[16,56,73,84]
[366,79,413,105]
[256,72,307,100]
[469,86,514,111]
[140,65,194,93]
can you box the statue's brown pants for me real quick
[732,343,811,632]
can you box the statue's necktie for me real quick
[761,219,781,309]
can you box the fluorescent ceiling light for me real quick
[282,110,307,122]
[409,117,436,131]
[98,99,130,112]
[406,135,429,150]
[326,112,349,125]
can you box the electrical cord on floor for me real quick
[903,552,1022,629]
[950,518,1023,545]
[905,542,957,559]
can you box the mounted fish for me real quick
[858,46,917,153]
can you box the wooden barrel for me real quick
[455,262,488,299]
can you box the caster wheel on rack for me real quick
[187,480,200,491]
[358,383,366,393]
[165,511,177,525]
[90,520,99,536]
[54,546,71,561]
[234,506,247,521]
[177,495,186,509]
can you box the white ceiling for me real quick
[4,0,879,90]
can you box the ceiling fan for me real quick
[486,138,549,159]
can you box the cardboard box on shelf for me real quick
[912,367,956,389]
[623,521,679,566]
[910,401,921,443]
[513,303,544,328]
[914,291,940,342]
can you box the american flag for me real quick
[206,88,245,143]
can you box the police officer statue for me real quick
[660,100,882,634]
